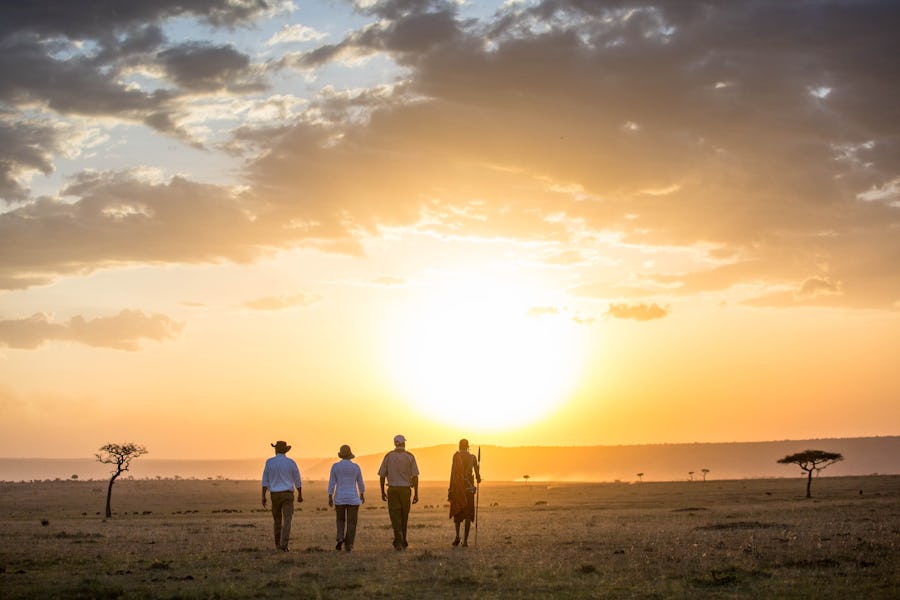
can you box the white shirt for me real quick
[261,453,302,492]
[328,459,365,505]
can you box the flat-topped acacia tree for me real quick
[777,449,843,498]
[95,443,148,517]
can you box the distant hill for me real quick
[2,436,897,482]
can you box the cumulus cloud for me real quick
[606,303,670,321]
[0,310,183,351]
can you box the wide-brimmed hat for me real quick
[393,434,406,446]
[272,440,291,453]
[338,444,355,459]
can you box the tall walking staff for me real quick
[474,446,481,547]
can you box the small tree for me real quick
[636,472,644,482]
[777,449,843,498]
[96,443,148,517]
[701,468,709,482]
[522,474,530,486]
[688,471,694,481]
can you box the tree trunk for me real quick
[105,473,119,518]
[805,469,813,498]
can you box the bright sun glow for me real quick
[385,275,585,431]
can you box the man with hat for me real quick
[327,444,365,552]
[378,434,420,550]
[448,438,481,547]
[261,440,303,551]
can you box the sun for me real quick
[384,275,585,431]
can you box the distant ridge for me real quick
[2,436,897,482]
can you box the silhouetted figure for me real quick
[448,438,481,547]
[378,434,420,550]
[328,444,365,552]
[261,440,303,551]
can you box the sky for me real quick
[1,0,899,460]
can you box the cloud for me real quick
[606,303,670,321]
[0,119,63,203]
[242,293,320,311]
[797,276,842,299]
[527,306,559,318]
[0,310,183,351]
[267,24,328,46]
[157,43,264,93]
[2,1,899,309]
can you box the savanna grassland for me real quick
[1,476,897,599]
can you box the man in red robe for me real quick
[448,438,481,546]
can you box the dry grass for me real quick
[1,476,898,598]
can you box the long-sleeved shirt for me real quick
[377,447,419,487]
[328,459,365,505]
[261,453,302,492]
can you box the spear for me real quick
[474,445,481,547]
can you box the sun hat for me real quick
[272,440,291,453]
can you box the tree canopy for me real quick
[777,449,843,498]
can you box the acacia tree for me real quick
[701,468,710,482]
[96,443,148,517]
[636,472,644,482]
[777,449,843,498]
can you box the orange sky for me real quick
[1,1,899,459]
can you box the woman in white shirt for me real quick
[327,444,366,552]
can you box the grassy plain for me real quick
[0,476,897,599]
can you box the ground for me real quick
[0,476,897,598]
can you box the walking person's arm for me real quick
[357,465,366,504]
[293,462,303,503]
[261,486,268,508]
[380,476,387,501]
[411,475,419,504]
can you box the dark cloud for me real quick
[0,119,62,203]
[158,42,263,93]
[278,0,462,68]
[0,171,329,289]
[606,303,670,321]
[0,0,275,40]
[0,310,183,351]
[254,0,900,308]
[0,1,278,201]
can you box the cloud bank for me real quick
[1,0,898,310]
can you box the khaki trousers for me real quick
[387,486,411,548]
[270,491,295,549]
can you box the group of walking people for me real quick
[260,435,481,552]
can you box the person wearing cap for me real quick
[261,440,303,551]
[448,438,481,547]
[378,434,420,550]
[327,444,366,552]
